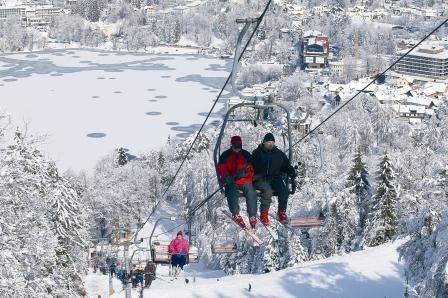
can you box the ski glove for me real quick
[221,174,233,186]
[235,169,246,178]
[290,179,297,195]
[289,169,298,179]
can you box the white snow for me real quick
[86,240,406,298]
[0,49,231,173]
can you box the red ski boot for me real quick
[232,212,246,228]
[249,216,257,230]
[277,209,289,225]
[260,210,270,226]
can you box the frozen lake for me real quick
[0,48,231,173]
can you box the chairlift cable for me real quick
[135,0,275,240]
[288,17,448,151]
[139,8,448,241]
[152,222,187,238]
[181,17,448,219]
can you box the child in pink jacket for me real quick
[169,231,189,269]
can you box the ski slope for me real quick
[86,239,406,298]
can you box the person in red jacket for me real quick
[169,231,189,270]
[217,136,257,229]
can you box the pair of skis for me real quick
[221,209,324,246]
[170,266,182,281]
[221,210,264,246]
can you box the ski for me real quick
[221,210,264,246]
[156,276,172,284]
[258,218,279,240]
[170,266,182,281]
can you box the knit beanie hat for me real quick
[231,135,242,145]
[263,133,275,142]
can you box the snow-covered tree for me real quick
[175,132,210,160]
[0,131,88,297]
[0,136,58,297]
[400,210,448,298]
[285,230,309,267]
[49,15,86,44]
[363,154,398,247]
[263,226,308,272]
[346,148,371,233]
[74,0,108,22]
[263,237,282,273]
[0,17,30,53]
[46,162,89,295]
[336,191,360,253]
[311,202,338,258]
[86,153,160,235]
[117,147,128,166]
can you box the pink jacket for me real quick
[169,238,189,255]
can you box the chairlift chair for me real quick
[150,239,199,277]
[213,101,296,197]
[151,240,171,265]
[210,228,238,254]
[213,101,326,229]
[211,242,238,254]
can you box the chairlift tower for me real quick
[231,17,259,97]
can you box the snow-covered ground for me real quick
[86,239,406,298]
[0,48,232,173]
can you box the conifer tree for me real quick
[364,154,398,247]
[346,148,371,229]
[117,147,128,166]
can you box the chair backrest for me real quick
[211,244,238,254]
[187,246,199,263]
[152,241,200,264]
[151,241,171,264]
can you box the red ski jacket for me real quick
[169,238,189,255]
[217,149,254,186]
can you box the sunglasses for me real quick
[232,143,242,149]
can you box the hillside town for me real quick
[0,0,448,124]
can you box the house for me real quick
[395,76,414,87]
[291,110,311,136]
[405,96,438,108]
[329,60,344,75]
[421,82,447,97]
[328,83,345,95]
[391,104,429,123]
[373,90,405,105]
[395,42,448,80]
[302,31,329,71]
[349,79,376,93]
[143,5,156,16]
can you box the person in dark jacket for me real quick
[252,133,296,225]
[144,261,156,288]
[217,136,258,229]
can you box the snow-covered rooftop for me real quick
[307,38,325,47]
[422,82,446,96]
[392,104,427,114]
[399,43,448,59]
[303,30,325,38]
[328,83,345,92]
[405,96,435,107]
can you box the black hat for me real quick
[263,133,275,142]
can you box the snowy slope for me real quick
[86,240,406,298]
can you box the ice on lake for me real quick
[0,48,232,173]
